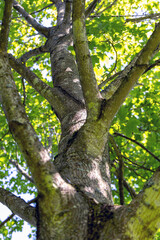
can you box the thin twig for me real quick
[85,0,100,18]
[143,58,160,74]
[99,70,122,89]
[0,130,10,142]
[30,4,54,15]
[114,132,160,162]
[126,12,160,23]
[122,155,155,173]
[111,162,137,198]
[109,135,124,205]
[0,213,15,228]
[21,78,26,106]
[96,0,118,15]
[9,159,34,183]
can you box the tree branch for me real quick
[143,58,160,74]
[123,179,137,199]
[73,0,102,119]
[98,70,122,89]
[0,0,13,51]
[109,135,124,205]
[13,0,50,37]
[0,188,36,226]
[30,3,54,15]
[101,51,142,99]
[102,21,160,125]
[9,159,34,183]
[102,169,160,239]
[8,53,67,119]
[126,12,160,23]
[114,132,160,163]
[0,53,65,205]
[85,0,100,18]
[0,213,15,228]
[96,0,118,15]
[111,162,137,199]
[0,53,76,224]
[54,0,65,25]
[63,1,72,24]
[122,155,155,173]
[19,45,48,63]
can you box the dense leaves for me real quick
[0,0,160,238]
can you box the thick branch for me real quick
[0,0,13,51]
[101,169,160,239]
[0,188,36,226]
[102,21,160,125]
[0,53,64,207]
[52,0,65,25]
[73,0,102,119]
[13,0,49,37]
[8,53,67,119]
[63,1,72,24]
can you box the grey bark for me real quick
[0,1,160,240]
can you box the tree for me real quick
[0,0,160,239]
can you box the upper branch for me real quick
[85,0,100,18]
[96,0,118,15]
[50,0,65,25]
[0,0,13,51]
[63,1,72,24]
[73,0,102,119]
[0,187,36,226]
[13,0,50,37]
[102,22,160,125]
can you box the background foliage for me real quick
[0,0,160,238]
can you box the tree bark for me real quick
[0,1,160,239]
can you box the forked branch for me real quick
[101,21,160,125]
[13,0,50,37]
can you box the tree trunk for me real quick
[1,1,160,239]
